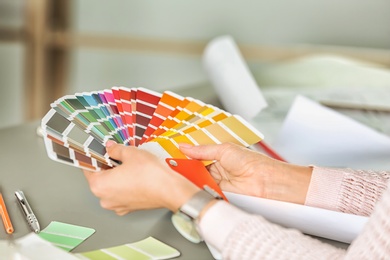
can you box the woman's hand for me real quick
[83,141,200,215]
[179,143,312,204]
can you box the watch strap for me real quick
[180,189,218,220]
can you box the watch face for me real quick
[171,212,202,243]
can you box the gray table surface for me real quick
[0,121,214,259]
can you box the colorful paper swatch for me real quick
[166,158,226,200]
[38,221,95,252]
[76,236,180,260]
[41,87,264,171]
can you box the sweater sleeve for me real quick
[199,182,390,259]
[305,166,390,216]
[198,201,346,259]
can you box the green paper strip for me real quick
[106,246,150,260]
[130,237,180,259]
[39,221,95,252]
[76,236,180,260]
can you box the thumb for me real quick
[178,143,223,161]
[83,169,96,184]
[105,140,127,161]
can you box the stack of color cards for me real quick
[41,87,264,171]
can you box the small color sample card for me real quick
[38,221,95,252]
[76,236,180,260]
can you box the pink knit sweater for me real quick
[198,166,390,259]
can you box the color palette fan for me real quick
[41,87,264,171]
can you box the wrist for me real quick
[171,186,222,243]
[198,199,219,221]
[270,163,313,204]
[179,188,221,220]
[162,169,201,212]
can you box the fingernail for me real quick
[106,140,117,148]
[178,143,193,148]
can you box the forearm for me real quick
[162,170,201,212]
[198,201,346,259]
[305,167,390,216]
[197,180,390,259]
[265,162,313,205]
[345,183,390,258]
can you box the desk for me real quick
[0,121,214,259]
[0,84,353,258]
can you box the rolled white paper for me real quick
[202,35,267,120]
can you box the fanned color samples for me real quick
[41,87,264,171]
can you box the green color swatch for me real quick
[38,221,95,252]
[76,236,180,260]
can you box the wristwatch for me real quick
[171,185,223,243]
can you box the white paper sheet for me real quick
[0,233,78,260]
[272,95,390,170]
[202,35,267,120]
[224,192,368,244]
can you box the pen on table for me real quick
[15,190,40,233]
[320,100,390,113]
[0,187,14,234]
[256,141,287,162]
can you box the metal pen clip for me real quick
[15,190,40,233]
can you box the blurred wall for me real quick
[74,0,390,48]
[0,0,24,128]
[0,43,23,128]
[1,0,390,128]
[69,0,390,93]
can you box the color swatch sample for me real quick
[38,221,95,252]
[41,87,264,171]
[76,236,180,260]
